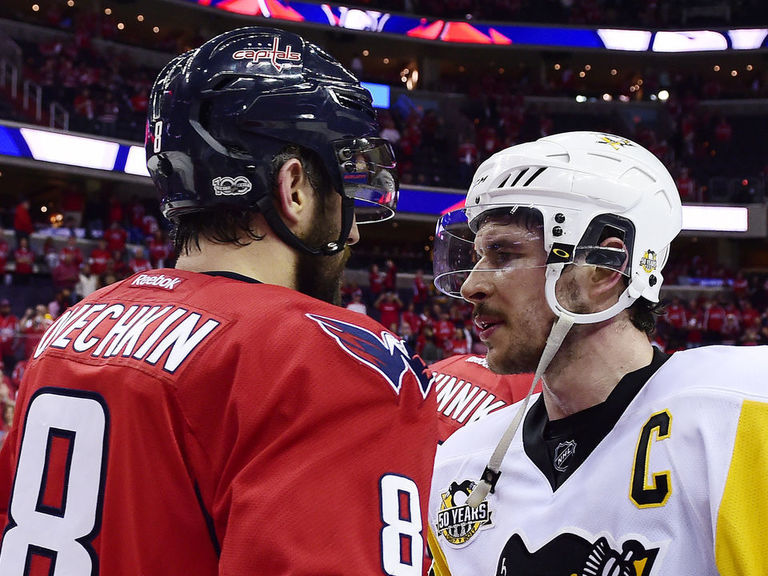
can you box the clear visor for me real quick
[334,137,399,223]
[433,204,629,298]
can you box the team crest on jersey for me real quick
[437,480,494,547]
[640,250,657,273]
[307,314,431,398]
[497,531,660,575]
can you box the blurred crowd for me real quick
[2,197,768,441]
[1,2,767,200]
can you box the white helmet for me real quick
[434,131,683,324]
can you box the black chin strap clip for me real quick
[480,466,501,494]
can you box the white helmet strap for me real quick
[544,263,638,325]
[466,313,575,508]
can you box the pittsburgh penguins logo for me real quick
[436,480,494,546]
[640,250,658,273]
[496,533,659,575]
[597,135,634,150]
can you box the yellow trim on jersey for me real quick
[428,525,453,576]
[716,399,768,575]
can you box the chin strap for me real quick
[255,193,354,256]
[466,313,575,508]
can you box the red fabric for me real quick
[148,241,172,268]
[89,248,111,275]
[104,227,127,253]
[0,240,9,270]
[13,247,34,275]
[665,303,687,329]
[13,205,33,235]
[402,310,423,334]
[704,304,726,332]
[434,319,455,348]
[0,315,18,358]
[128,257,152,275]
[378,300,401,331]
[430,354,536,442]
[60,246,84,268]
[412,275,429,305]
[0,271,436,574]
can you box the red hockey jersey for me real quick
[0,269,437,575]
[430,354,536,442]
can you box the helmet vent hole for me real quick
[333,90,375,120]
[505,166,548,188]
[524,166,547,186]
[508,168,529,187]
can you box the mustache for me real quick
[472,302,504,320]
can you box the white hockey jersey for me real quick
[429,345,768,576]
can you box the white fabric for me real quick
[430,345,768,575]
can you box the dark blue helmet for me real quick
[146,26,398,255]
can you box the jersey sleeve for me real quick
[715,398,768,575]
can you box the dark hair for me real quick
[595,221,663,335]
[170,145,332,255]
[473,206,544,234]
[628,297,665,335]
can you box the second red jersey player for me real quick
[431,353,537,442]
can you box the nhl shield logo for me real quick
[437,480,494,547]
[553,439,577,472]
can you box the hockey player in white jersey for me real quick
[428,131,768,576]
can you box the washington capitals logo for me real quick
[232,37,301,72]
[307,314,431,398]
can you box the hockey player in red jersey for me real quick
[0,27,436,576]
[430,354,535,442]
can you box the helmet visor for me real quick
[434,204,630,298]
[334,137,398,223]
[434,206,547,298]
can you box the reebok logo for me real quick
[131,274,183,290]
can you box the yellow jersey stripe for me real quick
[428,526,453,576]
[716,399,768,575]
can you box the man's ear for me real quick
[274,158,312,227]
[588,237,628,299]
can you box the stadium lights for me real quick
[20,128,121,172]
[652,30,728,52]
[728,29,768,50]
[183,0,767,52]
[682,206,748,232]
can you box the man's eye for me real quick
[483,244,517,265]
